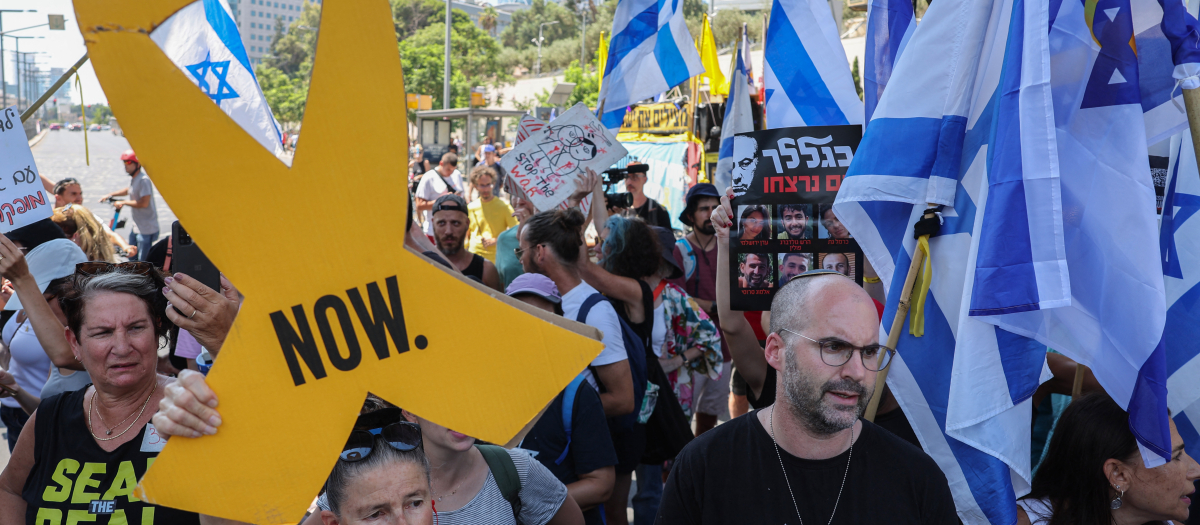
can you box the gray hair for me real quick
[61,269,172,341]
[325,438,432,518]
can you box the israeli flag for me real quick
[1136,0,1200,146]
[152,0,285,157]
[863,0,915,123]
[1164,130,1200,460]
[762,0,863,129]
[712,28,754,193]
[833,0,1064,522]
[598,0,704,134]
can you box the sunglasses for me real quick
[340,421,423,462]
[75,261,155,276]
[123,160,138,165]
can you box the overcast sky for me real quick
[2,0,108,105]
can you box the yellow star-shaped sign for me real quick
[73,0,602,521]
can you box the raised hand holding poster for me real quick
[728,125,864,310]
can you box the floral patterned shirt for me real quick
[657,282,723,417]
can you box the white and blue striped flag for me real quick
[598,0,704,134]
[834,0,1062,521]
[711,27,754,193]
[1164,130,1200,461]
[762,0,863,129]
[152,0,285,157]
[863,0,915,123]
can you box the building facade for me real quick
[227,0,320,66]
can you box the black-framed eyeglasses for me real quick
[340,421,423,462]
[75,261,155,276]
[515,243,540,260]
[777,328,895,372]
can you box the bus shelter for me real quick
[414,107,528,171]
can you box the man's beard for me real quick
[787,223,805,236]
[749,272,767,287]
[696,219,715,236]
[781,347,871,435]
[438,237,462,256]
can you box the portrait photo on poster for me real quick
[728,125,864,311]
[737,252,774,290]
[778,252,814,285]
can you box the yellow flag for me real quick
[597,31,609,96]
[699,14,727,96]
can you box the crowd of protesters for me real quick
[0,147,1196,525]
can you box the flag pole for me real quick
[865,205,937,421]
[1183,89,1200,171]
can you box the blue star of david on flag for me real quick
[1162,158,1200,279]
[186,51,239,103]
[1081,0,1140,108]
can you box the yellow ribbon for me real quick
[909,235,932,337]
[75,74,90,166]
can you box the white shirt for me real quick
[560,282,629,391]
[416,168,464,235]
[650,302,667,358]
[1,315,52,409]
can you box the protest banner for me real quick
[500,102,627,211]
[74,0,603,521]
[0,105,52,231]
[727,125,863,310]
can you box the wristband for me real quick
[863,276,882,283]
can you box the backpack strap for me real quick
[475,444,522,521]
[555,374,587,465]
[576,293,607,324]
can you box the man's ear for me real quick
[764,332,787,372]
[319,510,340,525]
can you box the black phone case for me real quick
[170,221,221,293]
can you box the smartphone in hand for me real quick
[170,221,221,293]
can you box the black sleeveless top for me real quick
[463,253,487,281]
[22,388,200,524]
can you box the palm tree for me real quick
[480,6,499,37]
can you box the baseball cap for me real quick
[432,194,468,214]
[505,273,561,304]
[652,227,684,280]
[679,183,721,226]
[483,144,496,153]
[5,239,89,311]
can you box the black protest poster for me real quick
[728,125,864,311]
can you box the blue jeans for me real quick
[632,463,663,525]
[128,230,159,261]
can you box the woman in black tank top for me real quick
[0,256,199,524]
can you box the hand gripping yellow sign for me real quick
[72,0,602,521]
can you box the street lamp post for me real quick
[8,37,42,112]
[533,20,559,76]
[0,9,36,108]
[444,0,452,109]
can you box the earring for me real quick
[1111,485,1124,510]
[73,354,80,362]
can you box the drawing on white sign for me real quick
[0,106,52,231]
[500,103,627,211]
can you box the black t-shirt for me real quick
[521,382,617,525]
[635,198,673,230]
[22,389,201,524]
[746,366,777,410]
[656,412,958,525]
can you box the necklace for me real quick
[87,385,155,442]
[769,406,853,525]
[94,391,145,435]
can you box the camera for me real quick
[602,163,648,209]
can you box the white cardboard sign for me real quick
[500,103,626,212]
[0,106,51,232]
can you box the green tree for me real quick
[256,66,308,128]
[265,0,321,77]
[391,0,445,41]
[500,0,578,50]
[398,10,511,109]
[479,6,500,36]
